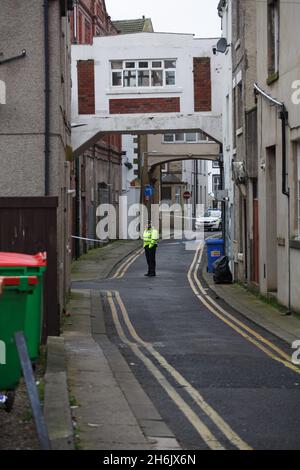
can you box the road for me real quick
[94,238,300,450]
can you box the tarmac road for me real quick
[87,238,300,450]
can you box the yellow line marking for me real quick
[188,243,300,375]
[195,244,292,361]
[106,290,225,450]
[111,247,143,279]
[113,290,252,451]
[116,249,144,279]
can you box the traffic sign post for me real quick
[183,191,191,200]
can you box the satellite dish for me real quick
[216,37,229,53]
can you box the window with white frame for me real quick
[163,131,212,143]
[111,59,176,88]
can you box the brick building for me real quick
[0,0,73,337]
[70,0,122,256]
[71,31,223,240]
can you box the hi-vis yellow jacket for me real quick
[143,228,159,249]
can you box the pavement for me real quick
[202,267,300,346]
[44,239,300,450]
[44,240,180,450]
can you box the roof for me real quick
[113,17,154,34]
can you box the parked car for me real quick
[195,209,222,231]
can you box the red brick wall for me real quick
[193,57,212,112]
[109,98,180,114]
[70,0,118,45]
[77,60,95,114]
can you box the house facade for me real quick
[218,0,300,313]
[0,0,73,336]
[255,0,300,312]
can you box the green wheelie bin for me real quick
[0,275,39,394]
[0,252,47,363]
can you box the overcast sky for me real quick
[105,0,221,38]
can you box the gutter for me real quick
[44,0,50,196]
[254,82,291,314]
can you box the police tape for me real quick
[71,235,107,244]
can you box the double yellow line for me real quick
[188,243,300,375]
[105,289,252,450]
[111,247,144,279]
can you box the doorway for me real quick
[266,146,278,292]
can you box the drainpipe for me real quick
[254,83,291,314]
[44,0,50,196]
[219,146,226,247]
[73,1,78,44]
[75,157,81,259]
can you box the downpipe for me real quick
[44,0,50,196]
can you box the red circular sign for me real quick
[183,191,191,200]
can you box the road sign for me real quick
[144,185,154,198]
[215,189,229,201]
[183,191,191,200]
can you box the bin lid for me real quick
[206,238,224,246]
[0,252,47,267]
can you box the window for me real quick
[138,70,150,87]
[112,71,122,86]
[233,81,243,146]
[152,61,162,68]
[163,132,212,143]
[139,61,149,69]
[235,0,241,40]
[175,186,181,204]
[186,133,197,142]
[164,134,174,143]
[213,175,221,194]
[151,70,163,87]
[161,186,172,201]
[85,20,92,44]
[237,82,243,129]
[268,0,280,78]
[123,70,136,87]
[111,59,176,88]
[111,61,122,69]
[212,161,220,168]
[125,61,135,69]
[166,71,176,85]
[175,133,185,142]
[197,131,209,142]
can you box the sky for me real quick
[105,0,221,38]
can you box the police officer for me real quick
[143,221,159,277]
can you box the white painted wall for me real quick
[71,32,224,154]
[219,1,235,264]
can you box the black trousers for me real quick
[145,246,157,274]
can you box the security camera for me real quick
[213,47,217,55]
